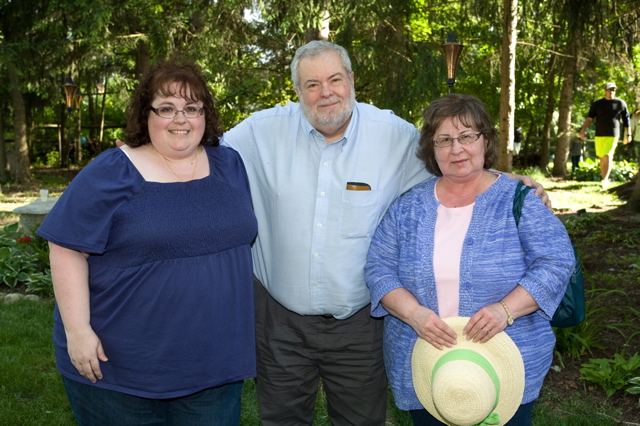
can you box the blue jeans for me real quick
[410,401,534,426]
[62,375,243,426]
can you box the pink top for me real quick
[433,185,474,318]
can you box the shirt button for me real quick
[314,253,319,258]
[320,191,326,197]
[317,223,322,228]
[313,282,318,286]
[323,162,329,166]
[313,307,319,311]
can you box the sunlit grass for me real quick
[513,165,628,212]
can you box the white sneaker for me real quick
[601,179,610,190]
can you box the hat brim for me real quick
[412,317,525,426]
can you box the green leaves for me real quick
[580,353,640,398]
[0,223,52,295]
[627,377,640,408]
[627,377,640,394]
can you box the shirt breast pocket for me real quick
[339,189,384,239]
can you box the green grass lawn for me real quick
[0,300,75,425]
[0,298,627,425]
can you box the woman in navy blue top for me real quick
[37,59,258,425]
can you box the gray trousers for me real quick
[253,278,387,426]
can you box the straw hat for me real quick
[412,317,525,426]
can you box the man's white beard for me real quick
[301,91,356,131]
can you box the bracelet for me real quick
[500,302,514,326]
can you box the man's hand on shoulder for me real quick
[504,173,552,211]
[115,139,125,148]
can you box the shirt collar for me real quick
[300,102,360,146]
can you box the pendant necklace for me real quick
[153,145,200,182]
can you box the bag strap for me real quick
[513,181,534,226]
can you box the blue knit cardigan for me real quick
[365,174,575,410]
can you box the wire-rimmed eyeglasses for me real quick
[433,132,483,148]
[150,106,204,119]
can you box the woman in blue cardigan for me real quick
[365,94,575,425]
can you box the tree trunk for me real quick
[57,105,63,166]
[76,102,82,163]
[89,81,96,143]
[496,0,518,172]
[305,3,330,42]
[8,67,32,184]
[61,107,71,168]
[99,77,108,152]
[539,55,557,171]
[28,111,35,160]
[0,108,7,183]
[135,40,151,80]
[553,28,581,177]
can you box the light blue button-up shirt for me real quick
[222,101,430,318]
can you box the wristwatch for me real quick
[500,302,514,326]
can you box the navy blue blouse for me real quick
[37,145,258,398]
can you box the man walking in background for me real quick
[579,82,631,189]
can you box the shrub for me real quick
[580,353,640,397]
[626,377,640,408]
[0,222,52,296]
[571,158,637,182]
[46,150,60,167]
[553,286,634,360]
[572,158,601,181]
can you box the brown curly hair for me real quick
[417,93,498,177]
[125,58,222,147]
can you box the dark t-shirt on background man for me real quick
[587,98,630,137]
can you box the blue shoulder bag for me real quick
[513,181,585,328]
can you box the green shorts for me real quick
[595,136,618,157]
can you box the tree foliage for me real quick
[0,0,639,183]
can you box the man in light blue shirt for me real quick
[222,41,545,425]
[222,41,427,425]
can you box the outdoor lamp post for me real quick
[441,32,464,93]
[63,76,77,112]
[62,77,78,181]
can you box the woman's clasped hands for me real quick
[411,303,509,350]
[462,303,508,344]
[408,306,457,350]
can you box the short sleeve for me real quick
[36,149,143,254]
[208,145,252,195]
[587,100,600,119]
